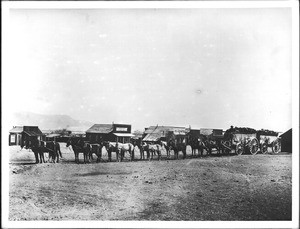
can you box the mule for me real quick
[41,141,61,163]
[188,138,201,157]
[26,139,50,164]
[104,141,121,162]
[147,143,162,161]
[118,142,135,162]
[204,139,222,156]
[31,146,48,164]
[133,140,147,160]
[169,141,187,159]
[89,143,103,162]
[160,141,170,158]
[66,138,90,164]
[138,142,150,160]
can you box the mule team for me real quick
[22,136,223,164]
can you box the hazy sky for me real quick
[5,8,292,132]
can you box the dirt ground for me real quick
[8,144,292,221]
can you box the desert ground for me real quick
[9,144,292,221]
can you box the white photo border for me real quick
[2,1,299,228]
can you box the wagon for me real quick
[221,127,259,155]
[256,129,281,154]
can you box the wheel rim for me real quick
[272,139,281,154]
[249,138,259,155]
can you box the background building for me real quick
[9,126,43,146]
[280,128,292,153]
[143,125,189,143]
[86,123,134,143]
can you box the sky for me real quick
[4,8,292,132]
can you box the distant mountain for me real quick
[12,112,93,131]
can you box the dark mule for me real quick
[89,143,103,163]
[138,142,150,160]
[41,141,62,163]
[27,139,50,164]
[133,140,147,160]
[66,138,90,164]
[169,140,187,159]
[104,142,121,162]
[188,138,201,157]
[204,138,222,156]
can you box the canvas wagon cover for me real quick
[259,135,279,143]
[232,133,256,141]
[200,129,223,137]
[200,129,213,136]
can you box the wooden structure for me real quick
[143,125,189,143]
[86,123,134,143]
[186,129,201,141]
[9,126,43,146]
[280,128,292,153]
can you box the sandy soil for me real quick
[9,144,292,221]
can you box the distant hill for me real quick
[12,112,93,131]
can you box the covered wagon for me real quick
[256,129,281,154]
[222,126,259,155]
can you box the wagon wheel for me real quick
[260,142,268,154]
[272,139,281,154]
[249,138,259,155]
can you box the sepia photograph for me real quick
[2,1,299,228]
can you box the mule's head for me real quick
[102,141,110,150]
[66,138,72,147]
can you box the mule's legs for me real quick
[56,150,59,163]
[108,151,112,162]
[90,152,94,161]
[40,152,45,163]
[120,150,124,162]
[207,147,211,156]
[140,150,143,160]
[96,149,102,163]
[84,153,88,164]
[34,151,39,164]
[38,153,42,163]
[75,152,79,164]
[116,151,119,162]
[53,151,57,163]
